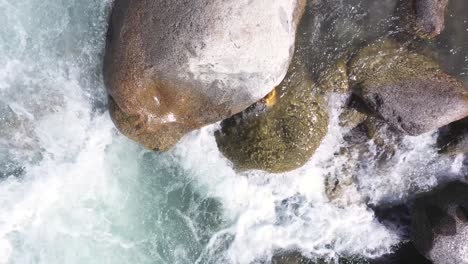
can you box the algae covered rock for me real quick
[104,0,306,151]
[215,62,329,173]
[319,59,350,94]
[349,40,468,136]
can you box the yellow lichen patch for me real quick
[263,88,278,107]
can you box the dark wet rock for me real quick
[271,252,315,264]
[271,245,431,264]
[338,96,373,131]
[395,0,449,39]
[103,0,306,151]
[343,114,402,157]
[437,117,468,155]
[431,0,468,81]
[343,122,369,145]
[339,109,368,131]
[270,252,370,264]
[374,204,412,236]
[411,181,468,264]
[215,59,329,173]
[349,40,468,136]
[372,242,432,264]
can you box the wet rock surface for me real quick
[411,182,468,264]
[349,40,468,136]
[395,0,449,39]
[372,242,432,264]
[270,251,370,264]
[215,59,329,173]
[437,117,468,155]
[104,0,306,151]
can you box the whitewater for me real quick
[0,0,466,264]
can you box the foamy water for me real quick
[0,0,466,264]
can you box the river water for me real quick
[0,0,466,264]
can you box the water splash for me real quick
[0,0,466,263]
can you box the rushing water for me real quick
[0,0,467,264]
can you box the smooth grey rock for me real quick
[349,40,468,136]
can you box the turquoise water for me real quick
[0,0,466,263]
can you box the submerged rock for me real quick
[349,40,468,136]
[411,181,468,264]
[215,60,329,173]
[395,0,449,39]
[104,0,306,151]
[271,252,315,264]
[338,96,371,131]
[338,108,367,131]
[270,252,371,264]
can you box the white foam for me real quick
[0,0,465,263]
[173,95,400,262]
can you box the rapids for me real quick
[0,0,466,263]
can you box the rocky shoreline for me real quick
[103,0,468,263]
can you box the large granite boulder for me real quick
[395,0,449,39]
[411,182,468,264]
[215,59,329,173]
[349,40,468,136]
[104,0,306,151]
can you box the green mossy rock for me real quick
[215,62,329,173]
[319,59,350,94]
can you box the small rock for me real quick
[215,59,329,173]
[411,181,468,264]
[104,0,306,151]
[349,40,468,136]
[319,59,350,94]
[338,108,367,130]
[271,252,315,264]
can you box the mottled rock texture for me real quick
[349,40,468,136]
[215,59,328,173]
[104,0,306,150]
